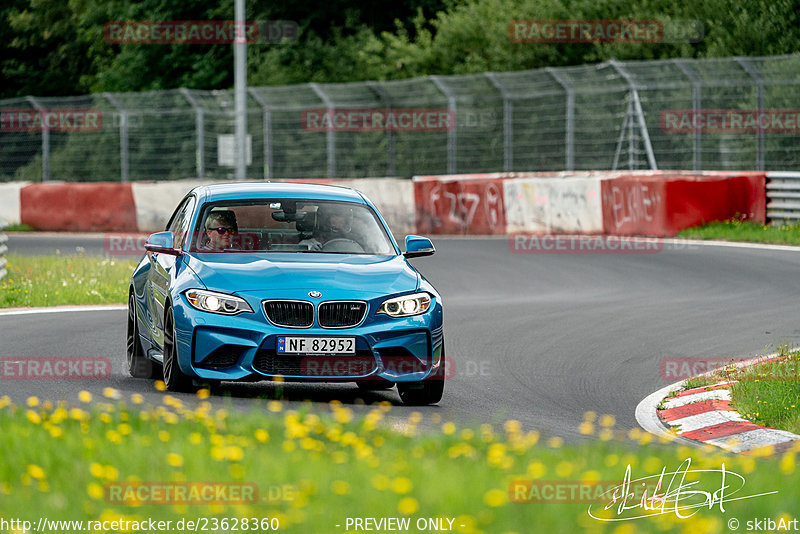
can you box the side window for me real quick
[167,197,196,249]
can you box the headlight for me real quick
[377,292,432,317]
[185,289,253,315]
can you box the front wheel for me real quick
[397,346,446,406]
[127,292,157,378]
[162,307,193,392]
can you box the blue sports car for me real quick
[126,182,445,405]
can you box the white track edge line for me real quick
[0,305,126,316]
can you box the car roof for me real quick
[191,182,367,203]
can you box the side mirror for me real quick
[403,235,435,258]
[144,231,181,256]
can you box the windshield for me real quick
[189,199,396,255]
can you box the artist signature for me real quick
[587,458,776,521]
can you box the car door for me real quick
[146,195,196,353]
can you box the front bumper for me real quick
[171,292,444,383]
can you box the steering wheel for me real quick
[322,238,365,253]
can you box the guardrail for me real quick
[766,171,800,224]
[0,223,7,282]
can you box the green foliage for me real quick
[3,0,800,99]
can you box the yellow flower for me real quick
[579,422,594,435]
[484,489,507,507]
[167,453,184,467]
[441,422,456,435]
[26,396,39,407]
[255,429,269,443]
[780,453,795,475]
[27,465,45,480]
[103,465,119,481]
[391,477,412,494]
[333,407,353,424]
[87,482,104,500]
[555,461,573,477]
[78,390,92,403]
[527,461,546,479]
[503,420,521,434]
[332,480,350,495]
[25,410,41,424]
[577,467,602,485]
[398,497,419,515]
[196,388,210,400]
[599,414,616,427]
[154,381,166,391]
[130,394,144,404]
[90,463,104,478]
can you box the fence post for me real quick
[103,93,130,182]
[735,57,765,171]
[309,83,336,178]
[609,60,658,170]
[248,88,272,180]
[673,60,702,171]
[26,97,49,181]
[430,76,457,174]
[367,82,396,177]
[180,88,205,179]
[484,73,513,172]
[545,68,575,172]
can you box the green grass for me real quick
[2,223,35,232]
[678,219,800,245]
[0,255,138,308]
[728,353,800,435]
[678,346,800,435]
[1,394,798,534]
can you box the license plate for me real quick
[277,336,355,354]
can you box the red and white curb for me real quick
[636,355,800,455]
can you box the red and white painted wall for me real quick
[0,178,414,235]
[415,170,767,237]
[0,171,769,237]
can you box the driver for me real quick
[299,204,357,251]
[200,210,238,251]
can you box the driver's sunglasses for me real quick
[209,227,236,235]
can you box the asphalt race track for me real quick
[3,234,800,441]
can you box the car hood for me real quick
[185,253,420,296]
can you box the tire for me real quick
[397,345,446,406]
[127,292,157,378]
[162,306,193,392]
